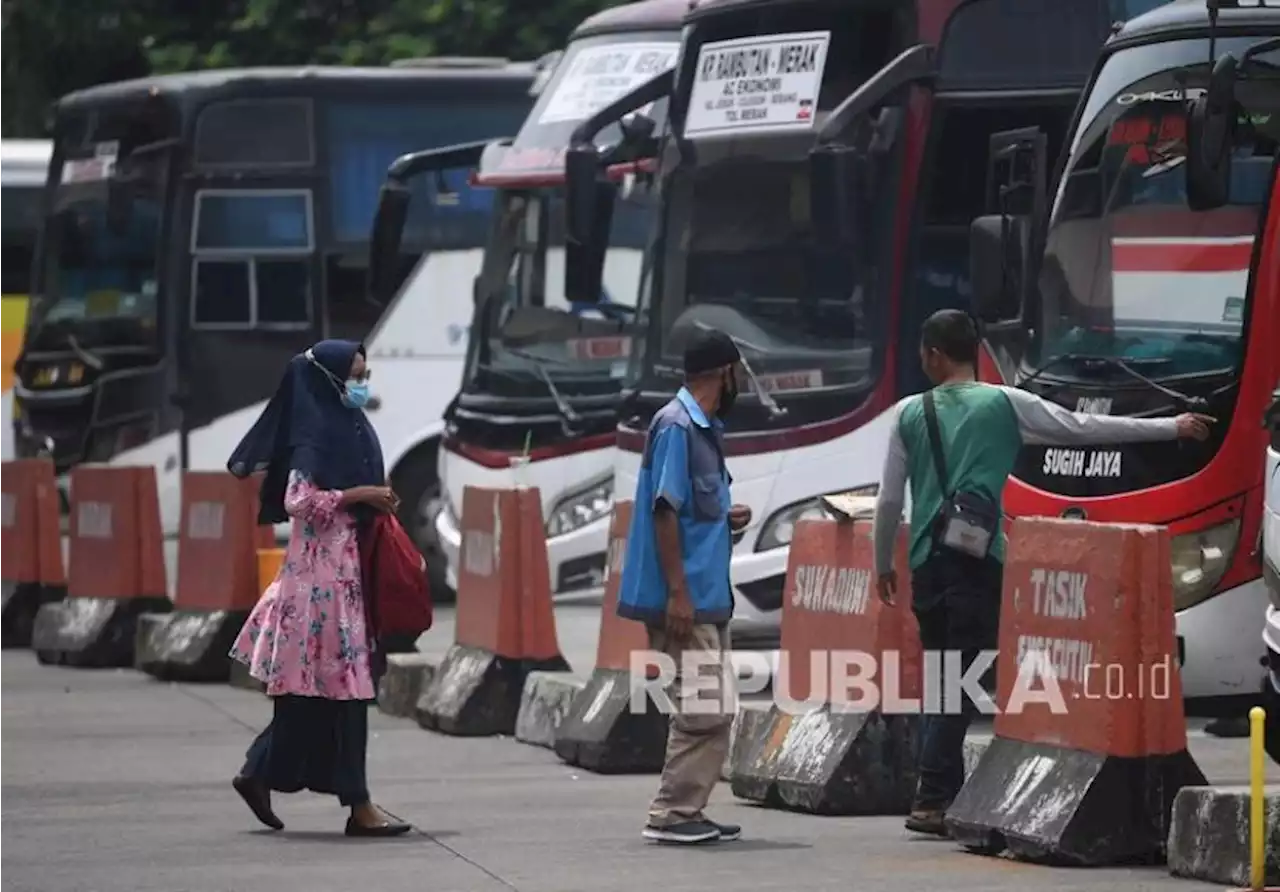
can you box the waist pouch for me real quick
[923,389,999,561]
[935,490,1001,559]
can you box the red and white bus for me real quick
[563,0,1175,657]
[970,0,1280,710]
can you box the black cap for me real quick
[683,327,741,376]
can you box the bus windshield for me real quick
[631,110,902,433]
[1,182,43,298]
[32,157,165,351]
[650,154,882,394]
[1028,34,1280,382]
[466,185,652,401]
[626,6,905,432]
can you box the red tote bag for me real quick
[359,512,433,638]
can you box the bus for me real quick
[2,139,52,461]
[11,63,536,534]
[1267,379,1279,760]
[968,0,1279,709]
[366,0,685,601]
[563,0,1175,654]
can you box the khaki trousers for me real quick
[646,623,735,827]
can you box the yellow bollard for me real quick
[1250,705,1266,891]
[256,547,285,593]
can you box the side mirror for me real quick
[970,214,1023,323]
[617,112,659,159]
[367,181,411,305]
[565,144,602,248]
[985,126,1046,218]
[564,143,616,303]
[809,144,866,249]
[106,178,132,235]
[565,179,616,304]
[1185,53,1239,211]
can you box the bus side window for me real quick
[190,190,314,330]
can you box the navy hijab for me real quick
[229,339,386,525]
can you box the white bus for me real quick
[2,139,53,461]
[366,0,686,601]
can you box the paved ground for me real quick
[5,632,1271,892]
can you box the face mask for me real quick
[717,370,738,418]
[342,380,371,409]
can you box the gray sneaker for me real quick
[642,819,721,844]
[705,818,740,841]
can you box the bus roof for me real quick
[683,0,775,22]
[475,0,685,186]
[56,62,538,113]
[1111,0,1279,45]
[1,139,53,187]
[571,0,692,39]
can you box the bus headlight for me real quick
[1170,518,1241,611]
[755,485,879,552]
[756,499,829,551]
[546,476,614,538]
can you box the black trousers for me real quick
[910,549,1002,811]
[241,695,371,807]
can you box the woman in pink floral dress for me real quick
[225,339,410,837]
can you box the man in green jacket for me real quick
[872,309,1213,836]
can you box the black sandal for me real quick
[233,775,284,831]
[344,815,412,837]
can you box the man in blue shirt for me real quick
[617,327,752,845]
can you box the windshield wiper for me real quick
[689,321,788,418]
[66,333,105,371]
[1018,352,1208,409]
[494,344,583,431]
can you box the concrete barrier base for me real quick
[722,720,988,787]
[515,672,583,749]
[722,704,771,781]
[2,581,66,649]
[1167,785,1280,887]
[377,652,437,718]
[134,610,245,682]
[962,736,990,781]
[553,668,669,774]
[945,736,1207,865]
[729,704,920,814]
[416,644,566,736]
[228,658,266,694]
[32,596,172,668]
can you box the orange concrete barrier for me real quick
[31,465,171,667]
[417,484,569,736]
[776,519,921,706]
[136,472,274,683]
[516,488,567,664]
[67,465,167,601]
[730,517,923,814]
[174,473,264,613]
[1,458,66,647]
[594,500,650,673]
[554,500,670,772]
[945,517,1207,865]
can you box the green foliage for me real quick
[1,0,623,137]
